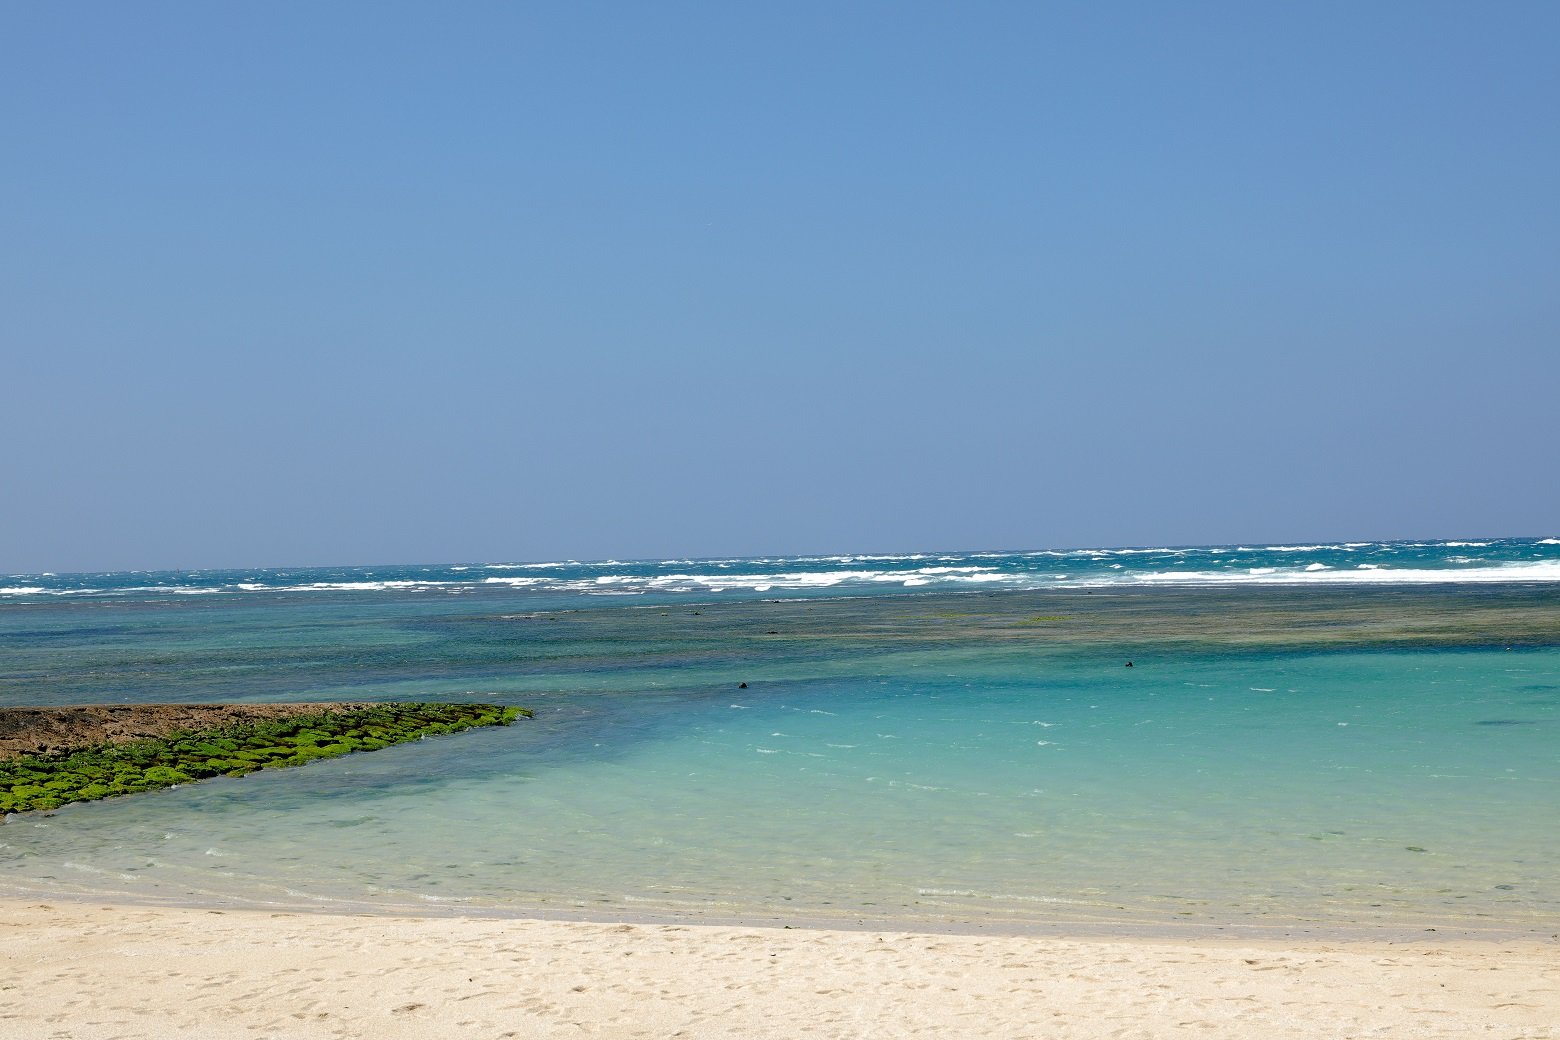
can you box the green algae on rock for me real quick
[0,703,529,816]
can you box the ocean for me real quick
[2,538,1557,938]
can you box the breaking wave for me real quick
[5,538,1557,600]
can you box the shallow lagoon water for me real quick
[2,545,1558,937]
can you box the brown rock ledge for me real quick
[0,703,377,760]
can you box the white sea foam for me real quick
[483,561,573,570]
[49,585,233,597]
[794,553,933,564]
[237,580,463,593]
[527,566,1028,595]
[9,539,1552,601]
[1107,561,1560,587]
[1093,546,1191,555]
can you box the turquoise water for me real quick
[2,540,1558,937]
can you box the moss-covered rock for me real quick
[0,702,530,817]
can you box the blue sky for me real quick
[4,2,1557,572]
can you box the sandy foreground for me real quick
[0,900,1554,1039]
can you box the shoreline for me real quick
[4,880,1553,947]
[1,897,1554,1039]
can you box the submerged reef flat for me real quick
[484,583,1560,659]
[0,702,528,816]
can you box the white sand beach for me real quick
[1,899,1554,1039]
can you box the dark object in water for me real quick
[1125,661,1134,668]
[738,682,748,689]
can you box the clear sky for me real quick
[4,2,1557,573]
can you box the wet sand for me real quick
[0,899,1554,1039]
